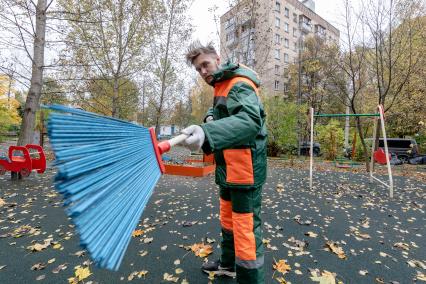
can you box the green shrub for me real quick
[317,120,344,160]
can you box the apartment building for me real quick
[220,0,339,96]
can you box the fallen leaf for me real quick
[143,237,153,244]
[74,266,91,282]
[273,259,291,274]
[74,250,86,257]
[310,269,336,284]
[0,265,6,270]
[163,272,179,282]
[132,229,144,237]
[416,272,426,281]
[53,243,62,250]
[0,198,5,207]
[305,231,318,238]
[393,242,409,251]
[27,238,52,252]
[47,258,56,264]
[52,264,67,274]
[31,263,46,271]
[325,241,346,259]
[407,259,426,269]
[189,243,213,258]
[174,259,181,266]
[359,270,368,275]
[175,268,183,274]
[36,275,46,281]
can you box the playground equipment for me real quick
[164,153,215,177]
[0,144,46,177]
[309,105,394,198]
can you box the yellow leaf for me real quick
[75,266,91,281]
[47,258,56,264]
[0,198,5,207]
[273,259,291,274]
[139,270,148,278]
[53,244,62,249]
[132,229,144,237]
[175,268,183,274]
[190,243,213,258]
[68,277,78,284]
[325,241,346,259]
[310,270,337,284]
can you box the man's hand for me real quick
[205,115,214,123]
[181,125,205,152]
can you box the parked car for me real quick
[299,141,321,156]
[367,138,419,162]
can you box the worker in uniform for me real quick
[182,41,267,284]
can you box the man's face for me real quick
[193,52,220,84]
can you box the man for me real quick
[182,41,267,284]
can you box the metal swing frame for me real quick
[309,105,394,198]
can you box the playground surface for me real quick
[0,157,425,283]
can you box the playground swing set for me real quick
[308,105,394,198]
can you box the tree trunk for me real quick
[112,76,119,118]
[17,0,47,147]
[354,116,370,172]
[155,0,176,134]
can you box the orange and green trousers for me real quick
[219,186,264,284]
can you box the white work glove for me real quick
[205,115,214,123]
[181,125,205,152]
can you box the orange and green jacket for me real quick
[201,62,267,189]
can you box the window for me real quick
[226,32,235,42]
[284,7,289,18]
[275,65,280,75]
[284,38,289,48]
[275,2,280,12]
[274,80,280,90]
[284,22,289,32]
[275,17,280,28]
[284,83,289,92]
[275,34,280,44]
[284,53,289,63]
[283,67,289,78]
[293,42,297,51]
[293,13,298,23]
[275,49,280,59]
[293,27,297,37]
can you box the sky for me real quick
[189,0,347,45]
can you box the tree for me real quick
[262,95,303,156]
[147,0,193,133]
[58,0,158,118]
[41,77,68,105]
[0,75,21,140]
[0,0,50,146]
[84,77,139,121]
[189,78,213,123]
[385,16,426,137]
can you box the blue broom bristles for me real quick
[45,105,162,270]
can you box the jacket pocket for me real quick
[223,148,254,185]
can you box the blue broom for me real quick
[45,105,187,270]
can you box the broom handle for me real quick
[157,134,188,154]
[168,134,188,147]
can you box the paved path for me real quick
[0,165,425,283]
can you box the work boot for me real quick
[202,260,236,278]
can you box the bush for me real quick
[263,96,306,157]
[317,120,344,160]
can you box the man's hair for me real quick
[185,40,217,66]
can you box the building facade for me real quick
[219,0,339,96]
